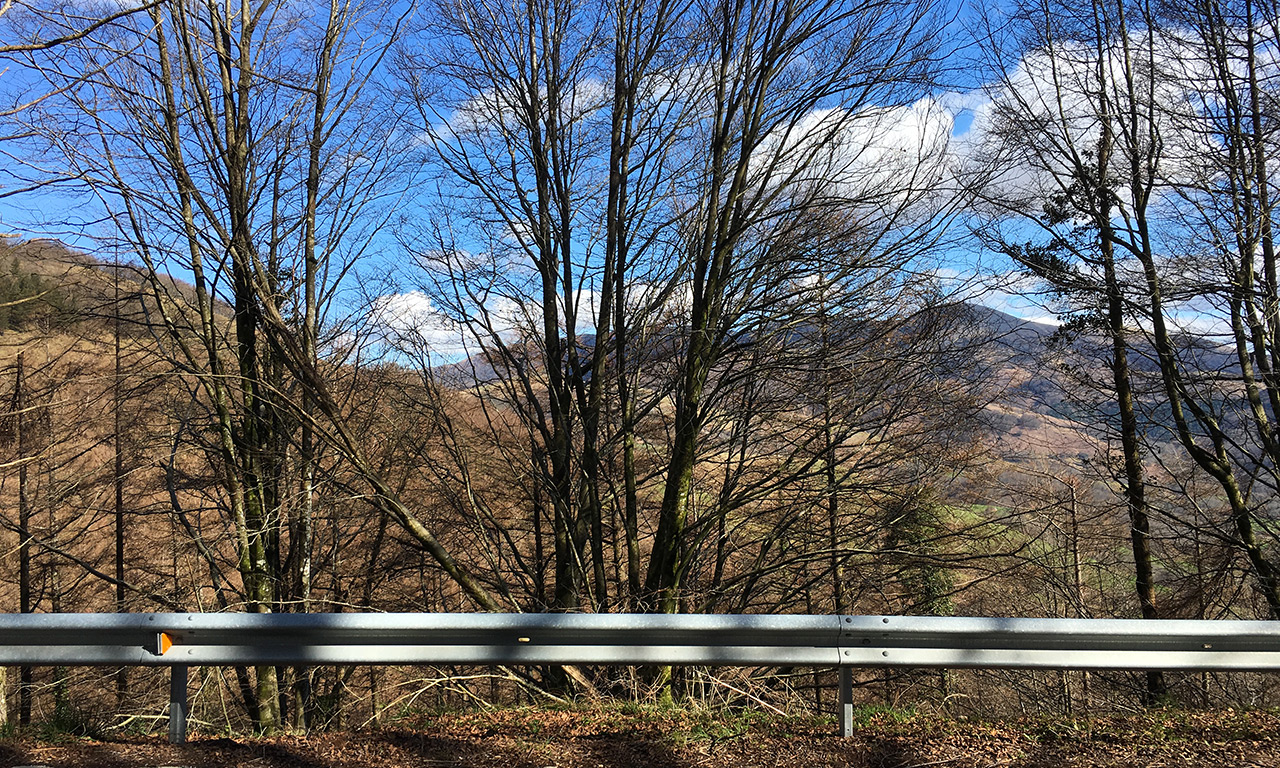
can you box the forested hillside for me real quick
[0,235,1267,734]
[1,0,1280,739]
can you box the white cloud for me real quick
[441,76,608,140]
[753,97,958,213]
[952,25,1268,216]
[368,290,473,361]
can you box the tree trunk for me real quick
[16,351,31,726]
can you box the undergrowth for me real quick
[4,699,1278,749]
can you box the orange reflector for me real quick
[158,632,173,655]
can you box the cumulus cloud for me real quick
[368,290,472,361]
[945,22,1280,339]
[952,26,1255,215]
[442,76,608,140]
[751,96,960,216]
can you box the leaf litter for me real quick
[1,708,1279,767]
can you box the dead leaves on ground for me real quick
[2,707,1280,768]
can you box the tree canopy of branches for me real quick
[397,0,967,619]
[971,0,1280,634]
[21,0,1280,730]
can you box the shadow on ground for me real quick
[3,714,1280,768]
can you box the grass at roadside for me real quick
[354,700,1280,750]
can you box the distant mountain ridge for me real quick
[1,236,1153,466]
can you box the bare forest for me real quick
[0,0,1278,739]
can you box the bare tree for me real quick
[399,0,956,626]
[7,0,423,732]
[1150,0,1280,617]
[971,0,1173,702]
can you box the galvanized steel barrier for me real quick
[2,612,1279,743]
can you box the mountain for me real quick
[423,299,1103,463]
[0,237,1193,469]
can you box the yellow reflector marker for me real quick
[158,632,173,655]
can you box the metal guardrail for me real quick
[2,613,1279,742]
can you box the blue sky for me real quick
[0,0,1074,336]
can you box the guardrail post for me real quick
[168,664,188,744]
[838,666,853,738]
